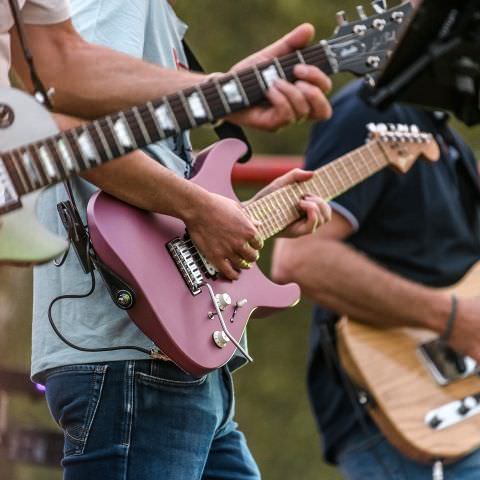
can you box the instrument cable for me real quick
[47,234,151,357]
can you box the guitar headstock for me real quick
[368,123,440,173]
[326,1,413,77]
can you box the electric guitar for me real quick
[87,126,440,376]
[0,0,412,265]
[338,263,480,463]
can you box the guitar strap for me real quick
[182,40,252,163]
[7,0,53,110]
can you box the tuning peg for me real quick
[336,10,348,26]
[410,125,420,134]
[376,123,388,133]
[367,123,378,133]
[356,5,368,20]
[371,0,387,14]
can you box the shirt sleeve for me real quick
[22,0,70,25]
[305,80,405,230]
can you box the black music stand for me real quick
[367,0,480,126]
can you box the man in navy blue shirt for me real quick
[272,80,480,479]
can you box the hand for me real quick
[227,23,332,132]
[248,169,331,238]
[448,297,480,362]
[183,192,262,281]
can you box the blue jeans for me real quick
[337,421,480,479]
[44,360,260,480]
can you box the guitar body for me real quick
[337,262,480,463]
[87,139,300,376]
[0,87,68,265]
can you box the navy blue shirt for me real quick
[305,80,480,463]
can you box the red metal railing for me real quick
[232,154,303,186]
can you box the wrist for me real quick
[423,291,453,334]
[178,184,211,225]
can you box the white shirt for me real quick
[0,0,70,85]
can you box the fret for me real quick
[57,134,79,173]
[347,151,364,180]
[252,66,267,94]
[146,101,167,140]
[338,157,354,186]
[270,193,289,225]
[277,189,297,219]
[68,130,89,170]
[260,63,281,89]
[155,98,180,134]
[178,91,197,128]
[117,112,138,149]
[93,120,114,160]
[193,86,214,122]
[28,145,49,185]
[255,201,275,235]
[105,116,126,155]
[273,57,287,81]
[38,143,59,180]
[212,77,232,114]
[10,151,29,193]
[221,77,244,106]
[322,166,338,195]
[296,50,307,64]
[77,128,101,166]
[231,72,250,106]
[132,107,152,145]
[45,139,68,180]
[263,197,282,231]
[0,155,20,206]
[330,163,348,192]
[12,150,35,191]
[123,110,148,148]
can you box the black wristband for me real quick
[440,294,458,343]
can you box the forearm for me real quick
[274,237,451,333]
[12,22,206,118]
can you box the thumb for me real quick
[264,23,315,58]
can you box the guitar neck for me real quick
[1,43,334,198]
[244,141,389,241]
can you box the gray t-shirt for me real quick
[31,0,192,381]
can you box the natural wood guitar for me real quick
[338,262,480,463]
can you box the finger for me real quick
[236,242,260,263]
[264,23,315,58]
[295,80,332,120]
[248,234,264,250]
[299,199,321,233]
[274,79,311,120]
[294,64,332,93]
[265,85,296,128]
[305,195,332,224]
[218,258,240,281]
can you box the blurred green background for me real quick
[1,1,480,479]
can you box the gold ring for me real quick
[239,259,252,269]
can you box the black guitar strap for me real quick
[7,0,53,110]
[183,40,253,163]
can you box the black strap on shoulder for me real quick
[8,0,53,110]
[182,40,252,163]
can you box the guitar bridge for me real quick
[166,235,217,295]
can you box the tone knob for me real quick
[213,331,230,349]
[236,299,248,308]
[215,293,232,311]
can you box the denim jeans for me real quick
[44,360,261,480]
[337,421,480,480]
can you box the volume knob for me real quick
[213,331,230,349]
[215,293,232,311]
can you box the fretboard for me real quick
[0,42,334,204]
[244,141,389,241]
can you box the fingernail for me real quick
[294,64,309,77]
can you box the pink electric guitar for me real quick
[88,126,440,376]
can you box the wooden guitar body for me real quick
[338,262,480,463]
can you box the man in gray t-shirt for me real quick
[7,1,333,478]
